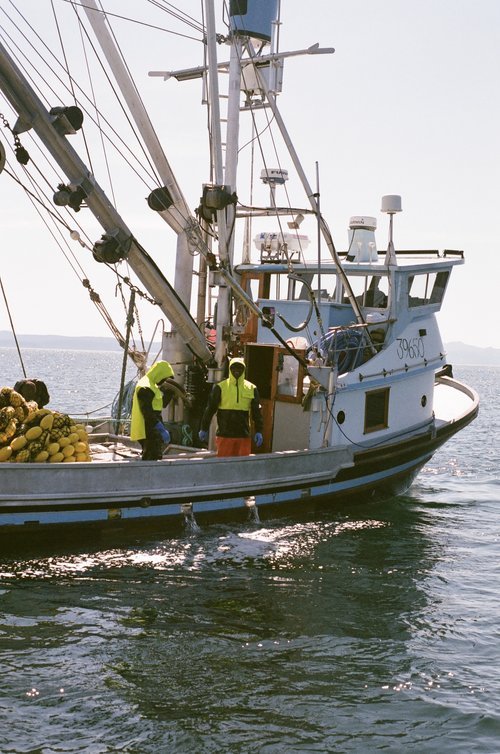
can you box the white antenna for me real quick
[381,195,402,265]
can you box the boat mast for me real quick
[148,3,367,355]
[204,0,234,370]
[0,39,212,364]
[249,47,366,327]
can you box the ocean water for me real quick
[0,354,498,753]
[0,347,138,418]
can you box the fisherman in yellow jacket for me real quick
[198,356,264,457]
[130,361,176,460]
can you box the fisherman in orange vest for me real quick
[198,357,264,457]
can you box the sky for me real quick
[0,0,499,349]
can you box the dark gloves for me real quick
[198,430,209,443]
[155,421,171,444]
[254,432,263,448]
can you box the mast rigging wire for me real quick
[1,141,150,360]
[0,276,27,378]
[0,0,215,253]
[0,6,163,190]
[61,0,204,41]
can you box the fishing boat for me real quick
[0,1,478,542]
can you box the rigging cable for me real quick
[0,5,161,189]
[0,275,27,378]
[237,34,310,265]
[50,0,97,181]
[62,0,204,41]
[231,39,327,342]
[76,6,113,194]
[1,141,147,364]
[68,0,214,258]
[1,0,213,248]
[145,1,205,35]
[69,1,162,188]
[115,288,136,430]
[0,8,197,357]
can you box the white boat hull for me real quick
[0,376,478,543]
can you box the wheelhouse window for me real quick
[292,273,337,301]
[408,271,450,307]
[364,387,390,433]
[246,345,306,404]
[275,351,306,403]
[343,274,389,308]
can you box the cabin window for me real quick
[246,345,305,403]
[293,273,335,301]
[276,353,299,398]
[408,271,449,307]
[363,275,389,307]
[364,387,390,433]
[267,274,284,301]
[244,278,259,301]
[345,275,389,308]
[274,350,306,403]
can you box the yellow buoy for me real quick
[26,425,43,441]
[0,445,13,462]
[49,452,65,463]
[10,435,27,452]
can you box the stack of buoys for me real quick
[0,386,92,463]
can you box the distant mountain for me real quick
[1,331,499,366]
[444,341,500,366]
[0,331,159,352]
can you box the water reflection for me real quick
[0,498,439,652]
[2,495,490,752]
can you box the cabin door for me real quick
[245,344,307,453]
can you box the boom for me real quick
[0,39,212,363]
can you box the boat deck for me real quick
[434,376,479,424]
[88,434,215,463]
